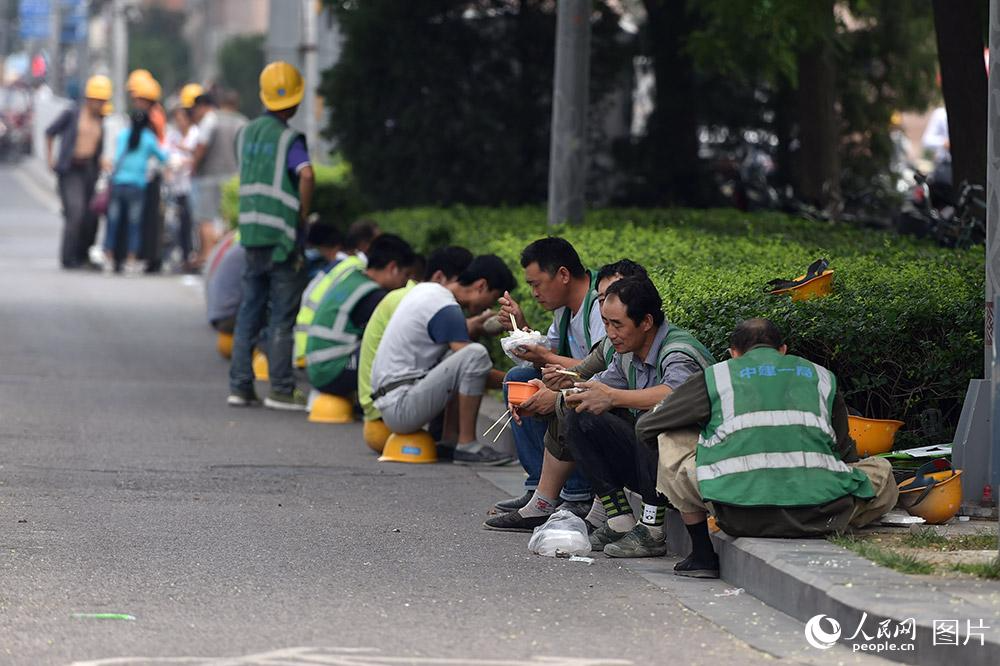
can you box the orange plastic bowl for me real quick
[506,381,539,406]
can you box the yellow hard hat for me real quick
[132,76,162,102]
[180,83,204,109]
[363,419,392,454]
[252,349,269,381]
[897,461,963,525]
[308,393,354,424]
[259,61,304,111]
[101,102,113,116]
[84,75,112,101]
[126,69,153,92]
[848,416,904,457]
[216,332,234,359]
[378,431,438,464]
[890,111,903,127]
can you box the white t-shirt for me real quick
[545,293,606,360]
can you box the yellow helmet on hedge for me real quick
[84,75,112,101]
[259,61,304,111]
[179,83,205,109]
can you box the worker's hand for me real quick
[570,380,616,416]
[496,291,527,331]
[467,308,495,338]
[512,343,553,366]
[47,155,57,172]
[100,157,112,173]
[514,380,557,419]
[540,363,576,390]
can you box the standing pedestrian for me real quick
[125,70,168,272]
[104,111,168,276]
[45,75,111,269]
[190,90,247,269]
[227,62,315,410]
[165,83,203,271]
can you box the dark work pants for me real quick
[57,162,98,268]
[564,410,664,506]
[140,174,163,272]
[176,193,193,261]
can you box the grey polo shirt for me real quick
[593,323,702,391]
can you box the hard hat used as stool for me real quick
[378,431,437,464]
[897,460,963,524]
[216,332,234,359]
[252,350,269,381]
[308,393,354,424]
[848,416,904,457]
[363,419,392,454]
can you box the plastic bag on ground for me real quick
[527,509,592,558]
[501,329,549,367]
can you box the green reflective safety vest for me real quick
[305,267,379,390]
[556,270,599,357]
[696,347,874,508]
[294,255,366,362]
[236,115,303,262]
[621,325,716,391]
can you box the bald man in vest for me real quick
[636,318,898,579]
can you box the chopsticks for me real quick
[492,412,515,443]
[483,409,511,437]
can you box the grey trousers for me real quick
[375,343,492,434]
[57,163,99,268]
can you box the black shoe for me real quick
[556,499,592,518]
[673,552,720,579]
[494,490,534,513]
[435,444,455,461]
[483,510,550,533]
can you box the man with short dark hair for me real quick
[491,237,605,514]
[564,277,715,558]
[340,218,381,264]
[371,255,516,465]
[636,318,898,579]
[305,234,417,399]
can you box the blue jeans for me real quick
[229,246,307,395]
[504,366,592,502]
[105,184,145,256]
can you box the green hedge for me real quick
[372,206,984,448]
[221,158,368,230]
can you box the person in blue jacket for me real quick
[105,110,167,275]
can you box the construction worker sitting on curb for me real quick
[358,246,479,426]
[635,318,899,580]
[228,61,314,411]
[485,259,648,532]
[305,234,417,400]
[339,218,381,265]
[564,277,716,559]
[491,238,606,517]
[370,255,516,465]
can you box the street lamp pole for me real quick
[301,0,319,162]
[547,0,591,227]
[989,0,1000,554]
[111,0,127,114]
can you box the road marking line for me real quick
[11,164,61,214]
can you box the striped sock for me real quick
[600,490,634,533]
[640,503,667,540]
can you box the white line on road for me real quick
[10,163,61,214]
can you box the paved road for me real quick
[0,163,785,666]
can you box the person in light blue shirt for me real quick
[104,110,167,274]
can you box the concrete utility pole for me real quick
[111,0,127,114]
[47,0,61,94]
[301,0,319,160]
[547,0,591,226]
[989,0,1000,549]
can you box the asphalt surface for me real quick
[0,163,786,666]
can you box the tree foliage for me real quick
[217,34,267,118]
[321,0,632,209]
[128,7,190,97]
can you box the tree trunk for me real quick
[932,0,988,188]
[642,0,700,205]
[795,0,840,208]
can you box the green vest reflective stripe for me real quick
[305,268,379,389]
[696,347,874,507]
[601,337,616,366]
[624,325,716,391]
[557,270,598,357]
[294,256,366,362]
[236,115,302,262]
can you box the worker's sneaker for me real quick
[453,444,514,466]
[494,490,534,513]
[483,510,548,532]
[227,388,261,407]
[603,523,668,558]
[556,499,592,519]
[589,524,628,552]
[673,552,721,579]
[264,388,308,411]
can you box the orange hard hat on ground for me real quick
[216,332,233,359]
[897,460,963,524]
[308,393,354,424]
[848,416,904,457]
[378,431,437,464]
[252,350,269,381]
[363,419,392,454]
